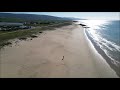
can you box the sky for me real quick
[4,12,120,20]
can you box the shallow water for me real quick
[78,20,120,76]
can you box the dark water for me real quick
[79,20,120,76]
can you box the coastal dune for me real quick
[0,24,118,78]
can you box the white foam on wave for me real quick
[86,28,120,67]
[97,35,120,52]
[101,48,120,67]
[99,36,120,51]
[83,28,119,77]
[87,25,120,52]
[80,20,120,67]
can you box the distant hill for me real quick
[0,13,85,22]
[0,13,79,22]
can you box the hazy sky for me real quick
[5,12,120,20]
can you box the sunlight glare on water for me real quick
[79,20,109,29]
[79,19,120,67]
[78,20,109,43]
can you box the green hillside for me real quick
[0,17,25,22]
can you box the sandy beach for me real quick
[0,24,118,78]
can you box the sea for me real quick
[78,20,120,77]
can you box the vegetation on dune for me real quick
[0,21,72,48]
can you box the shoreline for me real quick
[84,28,119,77]
[0,24,119,78]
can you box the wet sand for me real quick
[0,24,118,78]
[85,29,120,77]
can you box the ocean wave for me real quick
[100,38,120,52]
[86,29,120,67]
[87,28,120,52]
[102,49,120,67]
[83,20,120,76]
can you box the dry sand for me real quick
[0,24,118,78]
